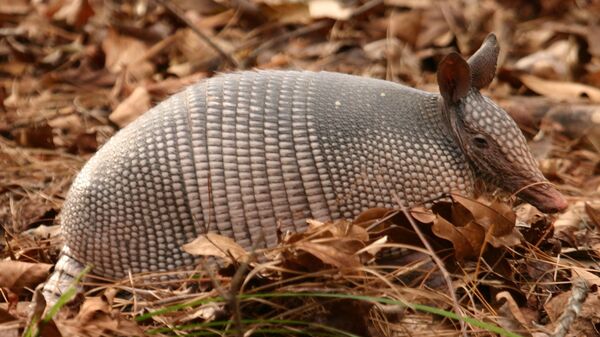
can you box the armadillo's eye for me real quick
[473,135,489,149]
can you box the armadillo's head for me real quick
[437,33,567,213]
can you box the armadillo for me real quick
[42,34,567,300]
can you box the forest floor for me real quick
[1,0,600,336]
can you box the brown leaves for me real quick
[0,261,52,311]
[307,0,352,20]
[48,0,95,28]
[293,241,361,268]
[282,219,370,270]
[519,74,600,103]
[0,0,30,15]
[585,203,600,229]
[102,29,154,79]
[366,195,521,262]
[0,261,52,295]
[57,294,144,337]
[13,122,55,148]
[183,233,249,262]
[514,39,578,80]
[108,87,152,128]
[211,196,522,273]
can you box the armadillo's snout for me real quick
[517,183,568,213]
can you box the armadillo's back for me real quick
[60,70,474,279]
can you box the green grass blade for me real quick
[146,318,362,337]
[137,291,523,337]
[23,265,93,337]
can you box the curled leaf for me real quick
[183,233,248,262]
[520,74,600,103]
[0,261,52,294]
[294,241,361,269]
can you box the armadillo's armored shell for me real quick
[60,71,473,279]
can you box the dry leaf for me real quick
[146,72,207,97]
[13,123,55,149]
[553,204,581,234]
[172,29,226,75]
[389,10,423,46]
[431,216,480,260]
[58,296,143,337]
[586,25,600,58]
[383,0,432,8]
[496,291,531,331]
[320,221,369,242]
[357,235,388,256]
[571,267,600,288]
[0,261,52,294]
[308,0,352,20]
[514,40,578,80]
[520,74,600,103]
[353,208,394,229]
[102,29,153,78]
[452,194,515,236]
[544,291,571,323]
[282,219,371,270]
[410,207,436,223]
[37,320,63,337]
[265,3,311,24]
[294,241,361,269]
[52,0,95,28]
[182,233,249,262]
[584,203,600,229]
[571,294,600,337]
[0,307,20,337]
[109,86,151,128]
[0,0,30,14]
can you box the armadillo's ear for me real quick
[468,33,499,89]
[437,52,471,105]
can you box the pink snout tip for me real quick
[517,183,568,214]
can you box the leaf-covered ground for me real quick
[1,0,599,336]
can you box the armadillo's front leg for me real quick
[41,247,87,306]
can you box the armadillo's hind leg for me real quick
[41,247,88,307]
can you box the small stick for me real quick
[392,192,468,337]
[201,233,263,337]
[228,259,249,337]
[154,0,239,68]
[241,20,331,68]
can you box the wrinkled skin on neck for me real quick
[443,90,567,213]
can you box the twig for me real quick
[241,20,332,68]
[227,233,264,337]
[241,0,381,68]
[551,278,589,337]
[439,2,468,53]
[200,233,264,337]
[127,269,139,315]
[153,0,238,69]
[392,192,468,337]
[351,0,384,18]
[228,258,250,337]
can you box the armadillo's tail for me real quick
[42,246,88,307]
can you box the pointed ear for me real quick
[467,33,499,89]
[437,52,471,104]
